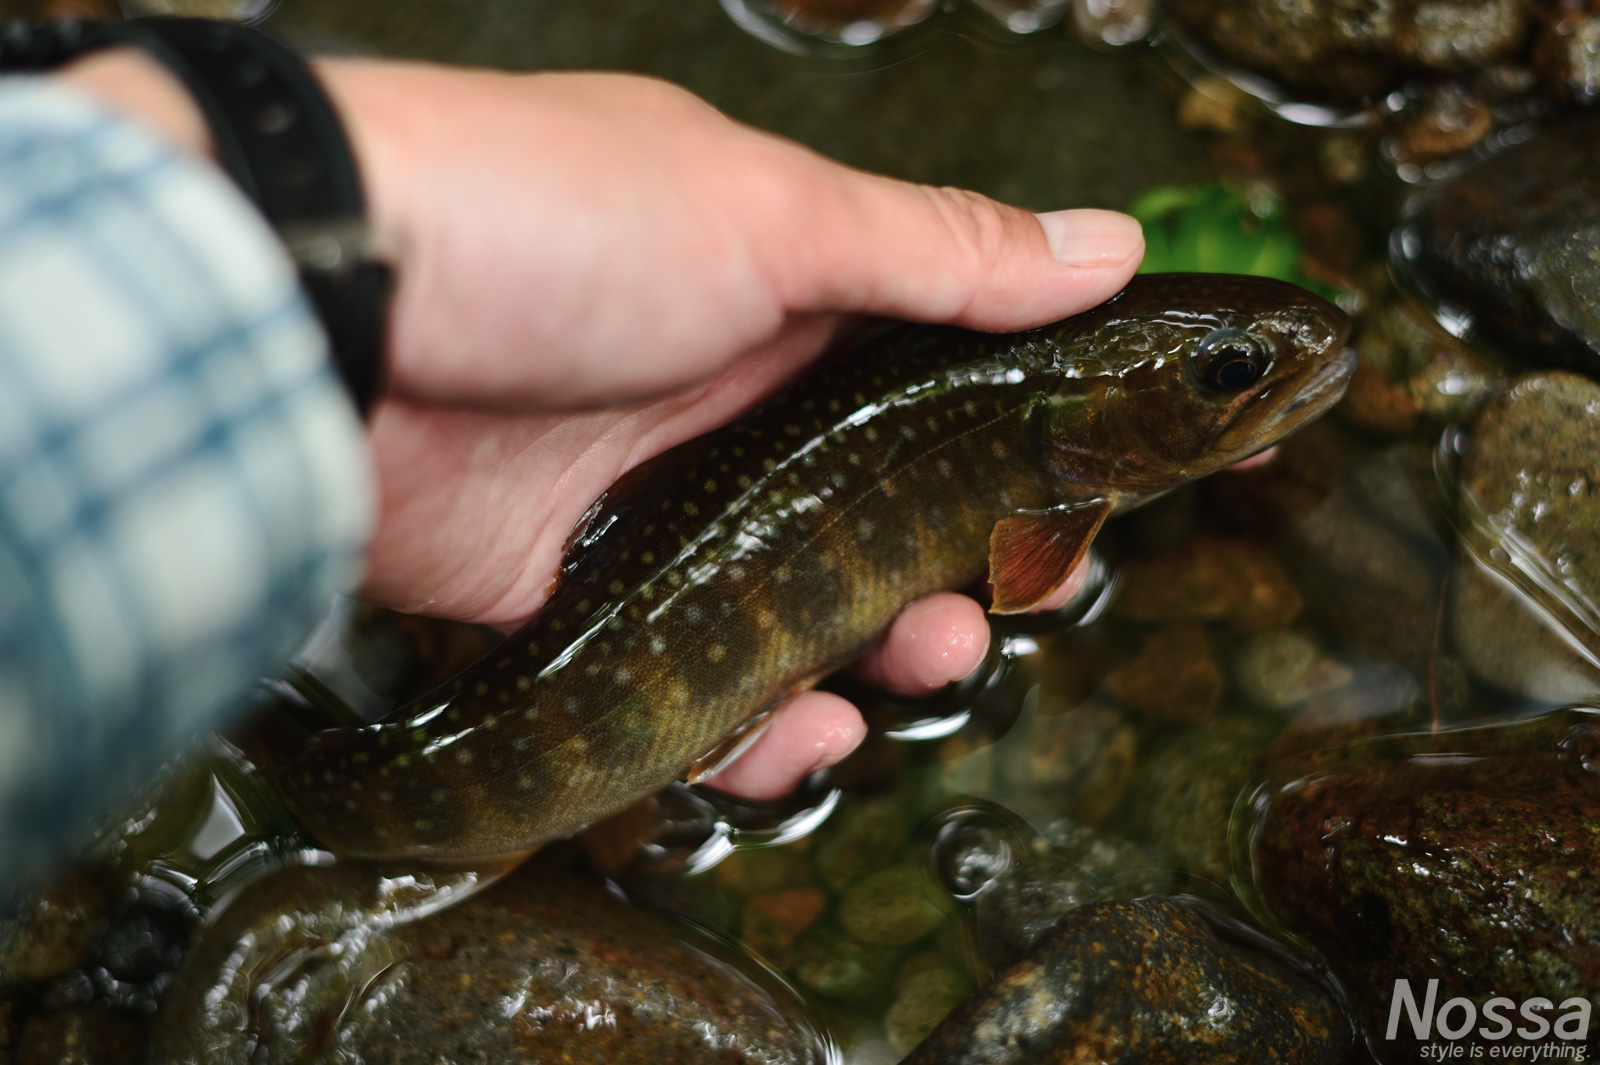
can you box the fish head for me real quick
[1039,273,1354,501]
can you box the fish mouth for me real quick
[1284,346,1358,415]
[1213,344,1357,457]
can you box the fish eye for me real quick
[1194,328,1271,392]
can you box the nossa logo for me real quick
[1387,979,1592,1048]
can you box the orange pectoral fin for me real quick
[987,500,1111,615]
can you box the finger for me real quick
[755,149,1145,331]
[700,691,866,801]
[1227,444,1278,471]
[851,593,991,695]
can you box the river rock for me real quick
[1337,298,1505,435]
[0,872,107,984]
[152,862,827,1065]
[813,796,911,893]
[1250,711,1600,1057]
[1110,536,1303,633]
[969,818,1172,971]
[902,900,1348,1064]
[791,922,900,1002]
[1117,716,1281,882]
[884,961,970,1055]
[1102,622,1224,726]
[1450,373,1600,701]
[1232,631,1354,712]
[1534,11,1600,105]
[17,1008,144,1065]
[839,864,949,947]
[1168,0,1532,101]
[1395,115,1600,377]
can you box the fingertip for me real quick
[701,691,866,801]
[1034,209,1144,269]
[855,593,990,695]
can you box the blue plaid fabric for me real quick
[0,80,373,896]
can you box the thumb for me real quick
[760,158,1145,332]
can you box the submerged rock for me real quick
[838,864,949,947]
[884,960,971,1056]
[17,1007,144,1065]
[1450,373,1600,701]
[1232,631,1354,712]
[1534,11,1600,104]
[1337,298,1506,435]
[1250,711,1600,1056]
[967,818,1171,971]
[0,872,107,984]
[1103,622,1224,726]
[1118,716,1281,883]
[1110,535,1303,633]
[152,862,827,1065]
[1169,0,1532,101]
[902,900,1348,1064]
[1396,115,1600,377]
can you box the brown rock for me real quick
[903,901,1348,1065]
[1170,0,1532,101]
[1534,10,1600,104]
[740,888,827,968]
[1451,373,1600,700]
[1102,622,1223,725]
[1111,536,1303,632]
[0,872,107,984]
[1252,711,1600,1056]
[152,862,826,1065]
[17,1009,143,1065]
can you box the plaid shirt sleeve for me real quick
[0,79,374,893]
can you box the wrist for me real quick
[54,46,213,159]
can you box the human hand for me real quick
[59,53,1142,802]
[312,64,1140,798]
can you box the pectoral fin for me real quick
[988,501,1110,614]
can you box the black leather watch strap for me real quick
[0,17,390,417]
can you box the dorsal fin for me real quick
[988,501,1110,614]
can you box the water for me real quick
[4,1,1596,1060]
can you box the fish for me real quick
[274,273,1354,863]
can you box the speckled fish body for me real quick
[278,274,1353,863]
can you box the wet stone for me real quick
[1451,373,1600,701]
[884,965,969,1056]
[740,887,827,969]
[1534,11,1600,105]
[1384,83,1494,169]
[1233,630,1353,712]
[1110,535,1303,633]
[791,923,899,1002]
[0,872,108,984]
[971,818,1172,971]
[1118,716,1281,882]
[1169,0,1533,100]
[1337,298,1505,435]
[1397,115,1600,377]
[999,699,1137,824]
[902,900,1348,1065]
[838,864,949,947]
[16,1008,144,1065]
[1224,423,1446,669]
[152,862,827,1065]
[1102,622,1223,726]
[1251,711,1600,1056]
[813,797,910,893]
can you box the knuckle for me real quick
[919,186,1022,276]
